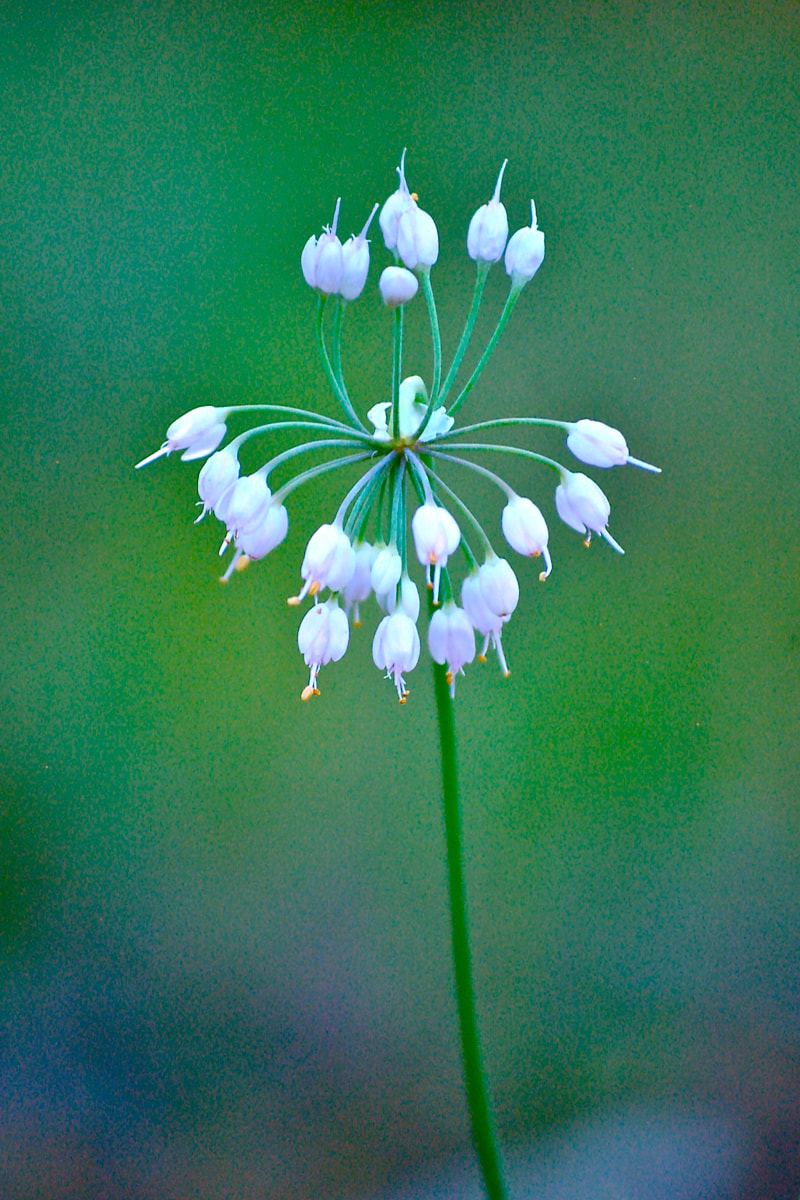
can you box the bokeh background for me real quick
[1,1,798,1197]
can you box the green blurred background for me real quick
[1,1,798,1196]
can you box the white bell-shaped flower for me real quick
[342,540,376,626]
[339,203,379,301]
[217,473,272,550]
[411,502,461,604]
[237,502,288,561]
[501,494,552,579]
[195,446,241,523]
[566,419,660,472]
[467,160,509,264]
[555,470,624,553]
[461,557,518,677]
[301,198,344,295]
[428,602,476,697]
[135,405,228,468]
[372,592,421,703]
[504,199,545,286]
[297,598,350,700]
[379,265,418,308]
[290,522,356,604]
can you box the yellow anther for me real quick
[411,191,419,202]
[583,538,592,548]
[478,654,487,664]
[309,580,320,596]
[287,595,301,606]
[446,670,454,685]
[538,571,547,583]
[235,554,250,573]
[301,685,320,702]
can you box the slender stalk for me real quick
[439,262,491,406]
[448,285,522,419]
[419,267,442,401]
[431,634,507,1200]
[315,296,367,432]
[391,305,404,436]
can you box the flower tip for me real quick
[134,444,169,469]
[493,158,508,200]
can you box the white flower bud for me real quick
[291,523,356,605]
[504,199,545,286]
[566,419,660,472]
[379,266,418,308]
[301,198,344,295]
[428,602,476,697]
[467,160,509,264]
[397,203,439,271]
[411,502,461,604]
[196,446,240,523]
[135,406,228,468]
[339,203,379,301]
[379,150,412,251]
[477,556,519,620]
[372,609,420,702]
[555,470,624,553]
[298,598,349,700]
[501,494,552,579]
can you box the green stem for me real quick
[419,267,442,401]
[315,296,367,432]
[431,635,507,1200]
[448,285,522,419]
[439,262,490,406]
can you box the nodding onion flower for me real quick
[136,152,660,701]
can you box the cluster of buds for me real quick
[137,154,659,702]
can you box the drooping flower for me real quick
[342,540,376,626]
[297,597,349,700]
[135,406,228,468]
[196,445,241,523]
[372,600,421,703]
[290,523,356,605]
[501,494,552,579]
[428,602,476,697]
[566,419,661,472]
[411,502,461,604]
[555,470,624,553]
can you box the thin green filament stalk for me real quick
[431,633,507,1200]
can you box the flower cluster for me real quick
[137,153,659,702]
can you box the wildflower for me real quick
[505,199,545,287]
[301,198,344,295]
[373,601,421,702]
[566,419,660,472]
[298,598,349,700]
[135,405,228,468]
[501,494,552,579]
[411,502,460,604]
[290,523,356,605]
[461,556,520,676]
[138,152,657,702]
[339,203,379,301]
[467,160,509,264]
[555,470,624,553]
[428,602,476,697]
[196,446,240,522]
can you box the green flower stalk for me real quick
[135,152,660,1200]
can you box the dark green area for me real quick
[1,1,798,1197]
